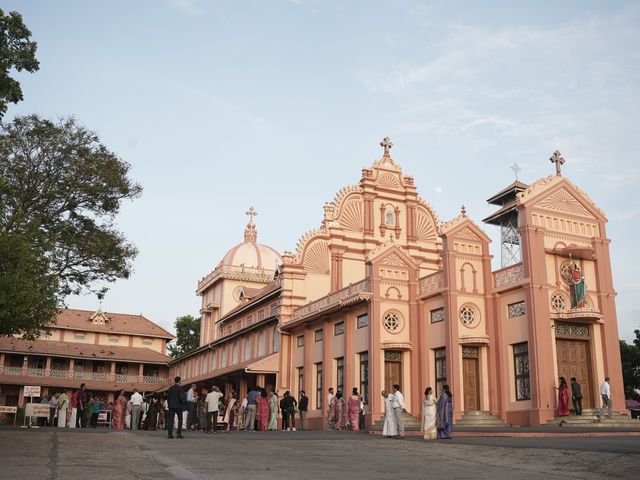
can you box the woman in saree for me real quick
[381,390,397,438]
[146,396,161,431]
[436,384,453,439]
[347,388,361,431]
[268,390,279,431]
[256,388,270,431]
[223,393,237,432]
[423,387,437,440]
[333,391,345,430]
[112,390,127,430]
[555,377,570,417]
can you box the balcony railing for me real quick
[292,278,372,322]
[28,368,46,377]
[494,263,525,288]
[3,366,22,375]
[115,374,141,383]
[1,365,168,386]
[143,376,168,385]
[50,369,68,378]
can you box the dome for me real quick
[221,207,281,270]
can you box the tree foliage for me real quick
[0,8,39,119]
[0,115,142,336]
[620,329,640,400]
[168,315,201,358]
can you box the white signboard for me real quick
[25,403,50,417]
[24,385,41,397]
[0,406,17,414]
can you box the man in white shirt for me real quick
[205,386,223,433]
[186,384,198,431]
[130,389,143,430]
[392,384,407,439]
[597,377,613,419]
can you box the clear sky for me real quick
[4,0,639,341]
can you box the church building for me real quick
[170,139,623,428]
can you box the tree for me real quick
[620,329,640,401]
[0,115,142,336]
[168,315,201,358]
[0,9,39,119]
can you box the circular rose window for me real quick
[459,304,480,328]
[383,311,403,333]
[551,292,567,311]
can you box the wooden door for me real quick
[556,339,593,408]
[462,357,480,411]
[384,361,402,394]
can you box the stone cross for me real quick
[245,206,257,224]
[380,137,393,156]
[511,163,521,180]
[549,150,565,176]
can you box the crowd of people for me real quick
[554,376,614,421]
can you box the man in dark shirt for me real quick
[298,390,309,430]
[281,391,297,431]
[570,377,583,415]
[76,384,87,428]
[167,376,185,439]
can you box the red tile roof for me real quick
[54,308,174,339]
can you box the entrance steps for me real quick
[546,409,640,428]
[454,411,508,427]
[368,412,422,432]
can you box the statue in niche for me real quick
[561,261,586,309]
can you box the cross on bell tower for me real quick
[380,136,393,157]
[550,150,565,176]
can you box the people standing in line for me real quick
[130,388,143,430]
[268,389,279,431]
[332,391,345,430]
[91,396,103,427]
[555,377,570,417]
[423,387,437,440]
[598,377,613,419]
[281,391,297,431]
[298,390,308,430]
[436,384,453,439]
[68,389,78,428]
[223,391,237,432]
[238,393,248,431]
[256,388,270,431]
[48,393,59,427]
[112,389,127,430]
[167,376,185,439]
[327,387,335,429]
[570,377,583,416]
[57,390,69,428]
[76,383,87,428]
[391,384,406,439]
[205,385,223,434]
[347,388,361,431]
[381,390,397,438]
[185,384,198,431]
[244,386,258,431]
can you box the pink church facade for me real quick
[170,141,623,428]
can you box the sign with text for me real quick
[25,403,49,417]
[0,406,18,414]
[23,386,41,397]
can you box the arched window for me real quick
[258,331,266,357]
[244,337,252,360]
[232,342,239,364]
[221,345,228,368]
[211,351,218,371]
[272,326,280,352]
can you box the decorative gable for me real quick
[536,187,595,219]
[454,227,483,242]
[89,310,109,325]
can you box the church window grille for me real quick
[383,311,402,333]
[513,343,531,400]
[430,307,445,324]
[434,348,447,397]
[297,367,304,395]
[359,352,369,405]
[336,357,344,393]
[459,304,479,327]
[554,322,589,338]
[384,350,402,362]
[551,292,567,311]
[315,362,323,410]
[508,301,526,318]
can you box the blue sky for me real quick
[4,0,639,341]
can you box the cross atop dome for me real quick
[550,150,565,176]
[244,206,258,243]
[246,206,257,226]
[380,136,393,157]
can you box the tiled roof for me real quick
[55,308,174,339]
[0,337,172,364]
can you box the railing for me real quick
[419,272,444,295]
[50,369,68,378]
[143,376,168,385]
[1,366,169,385]
[27,368,46,377]
[3,366,22,375]
[292,278,372,321]
[73,371,111,382]
[494,263,525,288]
[115,374,140,383]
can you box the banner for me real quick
[23,386,41,397]
[0,406,18,414]
[25,403,50,417]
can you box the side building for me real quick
[0,308,174,405]
[169,141,624,428]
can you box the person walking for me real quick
[570,377,583,416]
[167,376,185,439]
[131,388,144,430]
[597,377,613,419]
[281,391,297,431]
[423,387,437,440]
[205,386,223,433]
[76,383,87,428]
[391,384,406,439]
[381,390,397,438]
[327,388,335,429]
[244,387,258,431]
[555,377,570,417]
[298,390,308,430]
[436,384,453,439]
[347,388,361,431]
[57,391,69,428]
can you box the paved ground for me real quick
[0,428,639,480]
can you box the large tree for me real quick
[168,315,201,358]
[620,329,640,401]
[0,115,142,336]
[0,8,39,119]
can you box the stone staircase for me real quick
[545,409,640,428]
[454,410,508,428]
[368,411,422,433]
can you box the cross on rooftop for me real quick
[380,137,393,156]
[245,206,257,225]
[549,150,565,176]
[511,163,521,180]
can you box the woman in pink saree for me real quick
[347,388,361,431]
[112,390,127,429]
[256,388,270,431]
[556,377,570,417]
